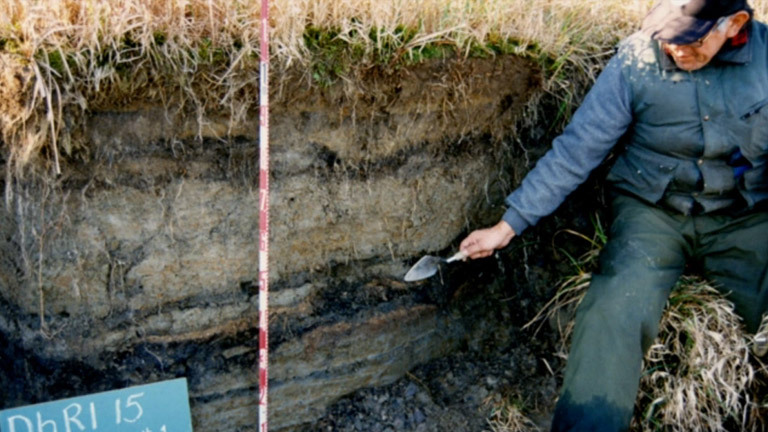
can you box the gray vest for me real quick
[606,21,768,214]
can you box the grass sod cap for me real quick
[642,0,748,44]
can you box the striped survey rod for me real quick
[258,0,270,430]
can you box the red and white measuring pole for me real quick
[258,0,270,430]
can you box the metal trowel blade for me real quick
[404,255,443,282]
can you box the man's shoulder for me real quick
[614,31,659,70]
[751,19,768,42]
[618,31,655,53]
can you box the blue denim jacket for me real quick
[502,21,768,235]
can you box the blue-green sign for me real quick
[0,378,193,432]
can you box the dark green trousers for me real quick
[551,194,768,432]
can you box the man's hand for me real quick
[459,220,516,260]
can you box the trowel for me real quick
[404,251,467,282]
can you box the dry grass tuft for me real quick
[0,0,690,175]
[635,277,755,431]
[524,227,768,431]
[2,0,768,183]
[1,0,261,176]
[485,395,541,432]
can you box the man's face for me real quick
[662,11,749,71]
[663,24,730,71]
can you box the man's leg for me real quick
[698,210,768,333]
[552,195,689,432]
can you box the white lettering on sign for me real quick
[89,404,97,430]
[5,402,100,432]
[36,411,57,432]
[115,393,144,425]
[123,393,144,423]
[7,415,33,432]
[138,426,167,432]
[1,379,190,432]
[62,403,85,432]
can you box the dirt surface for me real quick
[301,182,607,432]
[309,328,559,432]
[0,50,598,431]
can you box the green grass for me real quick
[301,24,564,87]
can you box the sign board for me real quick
[0,378,193,432]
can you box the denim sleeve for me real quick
[502,54,634,235]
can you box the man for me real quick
[459,0,768,430]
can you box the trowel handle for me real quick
[445,251,467,263]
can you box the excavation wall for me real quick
[0,55,544,430]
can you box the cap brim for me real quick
[642,2,717,44]
[652,16,716,44]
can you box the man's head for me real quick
[643,0,751,71]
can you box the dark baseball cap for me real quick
[642,0,748,44]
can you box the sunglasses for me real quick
[681,15,731,48]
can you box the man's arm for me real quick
[461,52,634,259]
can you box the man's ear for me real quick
[726,11,751,38]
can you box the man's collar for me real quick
[658,21,753,71]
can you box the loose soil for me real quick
[303,185,607,432]
[309,328,559,432]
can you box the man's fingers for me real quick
[463,231,495,257]
[460,234,483,255]
[462,236,493,260]
[468,250,492,260]
[460,221,516,260]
